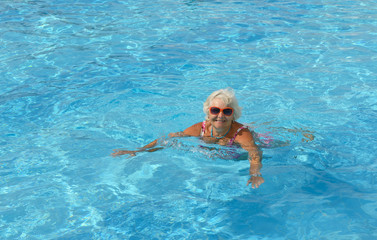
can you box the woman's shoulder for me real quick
[232,122,253,137]
[233,121,250,131]
[183,121,205,136]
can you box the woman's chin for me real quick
[213,121,229,129]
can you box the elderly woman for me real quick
[112,88,264,188]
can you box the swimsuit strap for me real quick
[200,121,206,137]
[228,125,248,146]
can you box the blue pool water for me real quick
[1,0,377,239]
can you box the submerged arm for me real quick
[111,139,163,157]
[111,122,202,157]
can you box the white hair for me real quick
[203,88,242,120]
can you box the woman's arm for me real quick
[111,122,203,157]
[111,139,162,157]
[235,128,264,189]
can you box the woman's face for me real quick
[208,98,234,130]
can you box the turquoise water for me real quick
[1,0,377,239]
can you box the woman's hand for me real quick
[247,175,264,189]
[111,149,137,157]
[247,162,264,188]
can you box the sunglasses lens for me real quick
[210,107,220,115]
[223,108,233,116]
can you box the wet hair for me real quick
[203,88,242,120]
